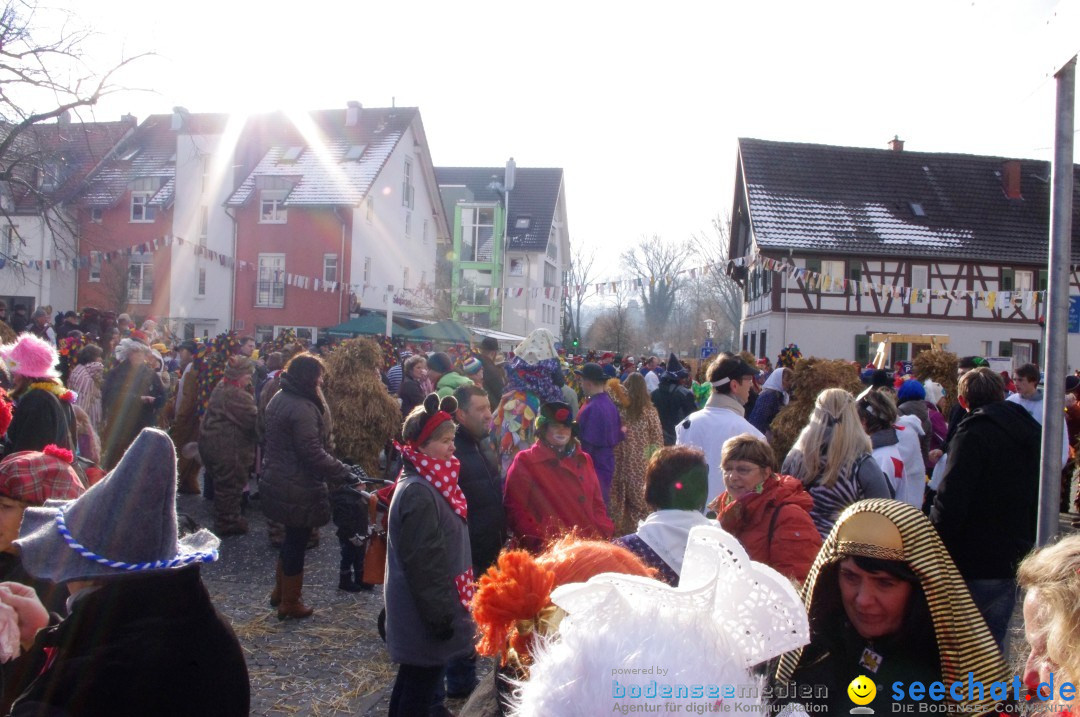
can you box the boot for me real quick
[269,560,283,607]
[338,570,364,592]
[277,572,314,620]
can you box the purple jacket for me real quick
[577,392,623,501]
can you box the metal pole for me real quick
[1038,56,1075,546]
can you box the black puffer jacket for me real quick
[454,427,506,574]
[931,400,1041,580]
[260,375,351,528]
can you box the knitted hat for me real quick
[15,428,220,583]
[426,351,454,375]
[224,355,256,381]
[897,379,926,403]
[461,356,483,376]
[0,334,60,379]
[0,446,84,505]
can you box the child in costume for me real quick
[384,393,474,717]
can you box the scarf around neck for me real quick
[635,509,713,576]
[398,442,468,520]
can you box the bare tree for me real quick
[0,1,150,264]
[687,215,743,349]
[562,244,597,347]
[584,287,640,355]
[621,237,689,341]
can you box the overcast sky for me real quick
[39,0,1079,280]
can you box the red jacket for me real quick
[504,439,614,552]
[715,474,821,583]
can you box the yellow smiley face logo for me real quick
[848,675,876,705]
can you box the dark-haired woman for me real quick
[613,445,711,585]
[260,353,353,620]
[773,499,1009,715]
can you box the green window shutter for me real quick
[1038,269,1048,291]
[848,264,861,295]
[805,258,821,293]
[1001,268,1015,292]
[999,341,1013,357]
[855,334,870,364]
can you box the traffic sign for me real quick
[701,347,714,359]
[703,338,715,349]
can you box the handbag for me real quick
[362,493,387,585]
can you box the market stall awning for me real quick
[402,319,473,343]
[325,314,402,336]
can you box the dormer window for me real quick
[344,145,366,161]
[259,190,288,223]
[514,216,531,230]
[118,146,140,161]
[279,146,303,163]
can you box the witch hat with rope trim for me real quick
[16,427,219,583]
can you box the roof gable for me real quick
[434,166,563,251]
[81,114,188,208]
[737,137,1080,264]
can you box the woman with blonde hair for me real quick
[1017,535,1080,710]
[781,387,891,537]
[608,373,663,534]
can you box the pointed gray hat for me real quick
[15,427,219,583]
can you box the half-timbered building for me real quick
[729,137,1080,369]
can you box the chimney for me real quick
[1002,160,1023,199]
[121,113,137,127]
[888,135,904,152]
[57,110,71,126]
[171,106,189,131]
[345,100,362,127]
[504,157,516,192]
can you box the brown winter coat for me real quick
[198,379,258,489]
[259,375,351,528]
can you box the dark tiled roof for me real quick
[227,108,417,207]
[738,138,1080,264]
[435,166,563,251]
[1,119,133,211]
[82,115,180,208]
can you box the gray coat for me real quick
[259,381,351,528]
[385,467,475,666]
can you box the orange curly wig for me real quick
[472,536,655,664]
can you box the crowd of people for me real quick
[0,308,1075,714]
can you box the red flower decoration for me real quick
[554,408,570,422]
[42,445,74,463]
[59,391,75,403]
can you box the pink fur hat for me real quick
[0,334,61,380]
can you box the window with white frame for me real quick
[90,208,103,223]
[1,225,17,261]
[196,267,207,297]
[546,236,557,261]
[128,252,153,304]
[365,196,373,223]
[509,258,524,277]
[259,190,288,223]
[256,254,285,307]
[404,211,411,237]
[199,207,209,246]
[363,257,371,284]
[402,158,414,209]
[911,265,929,290]
[323,254,338,283]
[276,326,316,343]
[821,259,845,294]
[461,205,495,262]
[1015,270,1034,292]
[130,192,155,222]
[88,253,101,282]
